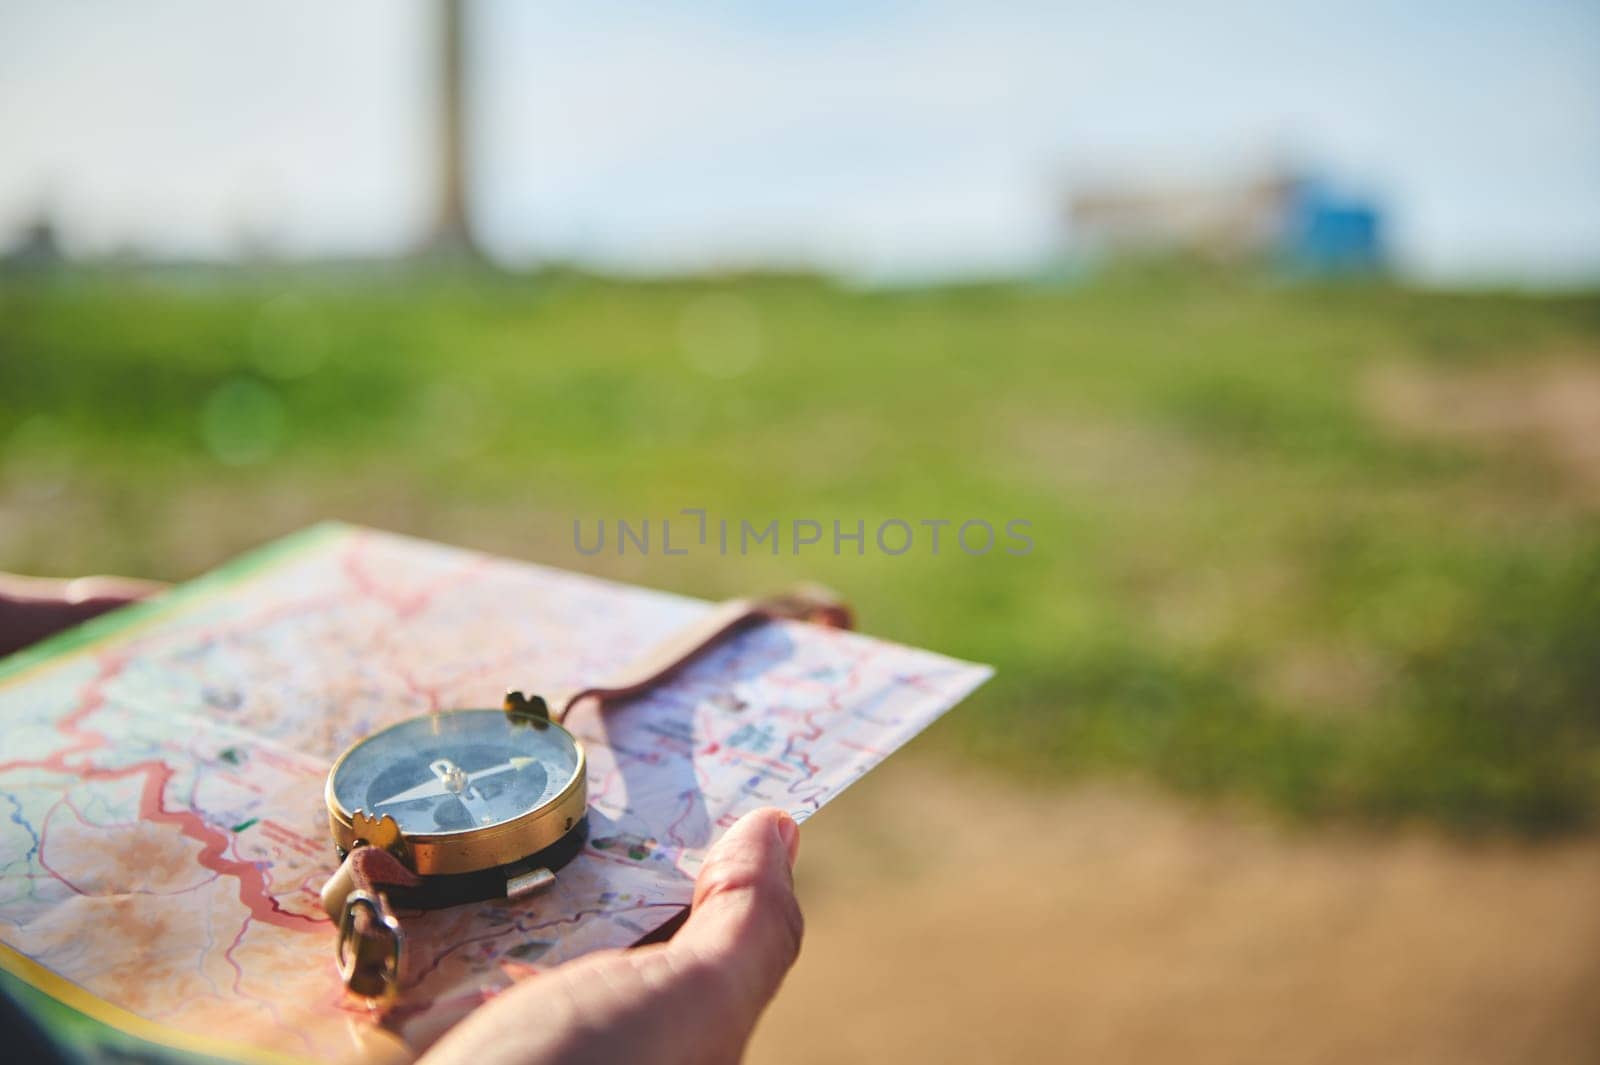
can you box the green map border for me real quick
[0,521,346,686]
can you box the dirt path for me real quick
[749,757,1600,1065]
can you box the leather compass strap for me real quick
[551,584,853,722]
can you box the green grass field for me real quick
[3,266,1597,833]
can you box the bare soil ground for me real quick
[1365,355,1600,505]
[749,757,1600,1065]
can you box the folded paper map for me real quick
[0,524,990,1063]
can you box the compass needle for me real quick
[372,778,450,808]
[466,756,537,783]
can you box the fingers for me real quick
[670,807,804,1020]
[0,573,168,604]
[0,573,165,658]
[62,575,169,602]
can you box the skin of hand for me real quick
[0,573,167,658]
[418,806,804,1065]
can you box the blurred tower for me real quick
[428,0,481,262]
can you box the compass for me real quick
[326,704,587,878]
[319,586,851,999]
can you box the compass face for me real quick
[329,709,583,836]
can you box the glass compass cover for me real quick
[329,710,582,835]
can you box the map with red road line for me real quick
[0,524,990,1062]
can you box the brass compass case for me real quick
[324,696,589,877]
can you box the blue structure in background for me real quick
[1280,178,1386,273]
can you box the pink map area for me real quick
[0,524,989,1062]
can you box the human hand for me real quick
[418,807,804,1065]
[0,573,166,658]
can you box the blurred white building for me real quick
[1067,168,1385,272]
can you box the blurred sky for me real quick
[2,0,1597,283]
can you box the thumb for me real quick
[415,810,803,1065]
[0,574,166,658]
[671,807,804,1022]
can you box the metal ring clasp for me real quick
[337,889,404,1001]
